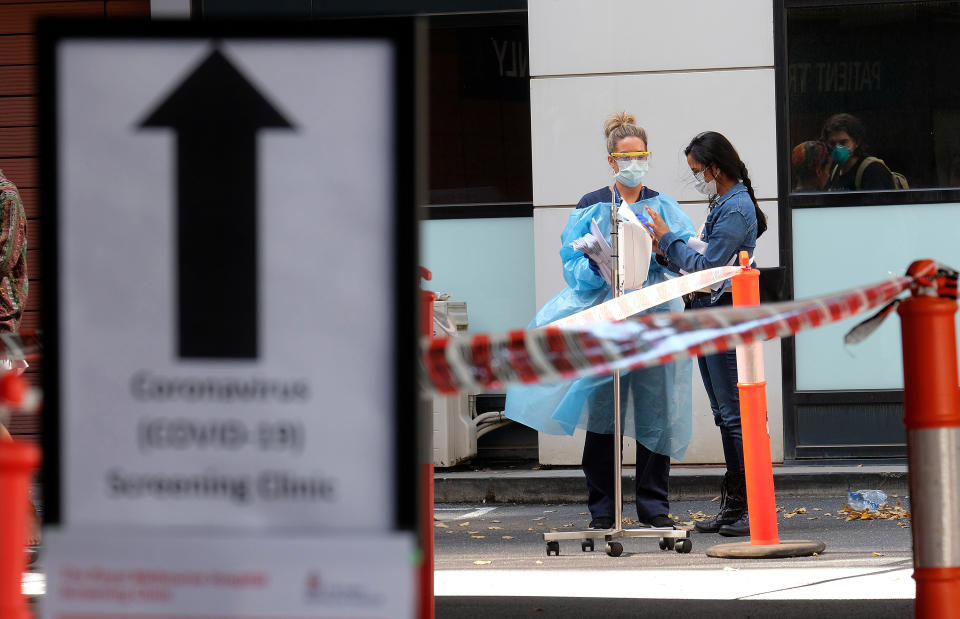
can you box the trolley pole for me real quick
[0,439,40,619]
[897,262,960,618]
[610,199,623,535]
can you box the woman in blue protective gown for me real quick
[505,112,696,530]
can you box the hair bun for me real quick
[604,111,637,138]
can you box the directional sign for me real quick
[141,48,294,360]
[40,22,418,533]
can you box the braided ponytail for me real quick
[738,161,767,238]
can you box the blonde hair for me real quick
[604,111,648,154]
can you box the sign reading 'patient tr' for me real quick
[140,49,294,359]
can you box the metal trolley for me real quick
[543,190,693,557]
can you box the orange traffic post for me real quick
[418,267,436,619]
[0,439,40,619]
[897,261,960,618]
[708,252,823,558]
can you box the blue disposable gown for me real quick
[504,188,697,460]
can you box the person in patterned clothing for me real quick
[0,169,34,550]
[0,169,27,333]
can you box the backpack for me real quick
[855,156,909,190]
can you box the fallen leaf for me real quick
[471,535,485,539]
[467,531,479,534]
[535,560,543,565]
[897,521,909,528]
[710,495,721,502]
[488,526,503,530]
[812,552,819,557]
[813,508,823,511]
[459,522,471,527]
[621,517,636,525]
[579,512,589,516]
[872,552,884,557]
[532,517,546,521]
[807,517,819,520]
[473,560,492,565]
[502,536,514,540]
[858,464,864,467]
[537,522,546,526]
[435,522,449,528]
[491,520,501,523]
[531,466,541,470]
[561,523,575,528]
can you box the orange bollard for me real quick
[707,252,823,559]
[730,252,779,546]
[897,266,960,618]
[0,440,40,619]
[418,267,435,619]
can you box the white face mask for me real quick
[614,160,649,188]
[693,169,717,197]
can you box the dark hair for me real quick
[684,131,767,238]
[820,113,867,156]
[791,140,830,189]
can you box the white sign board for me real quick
[46,29,415,531]
[40,528,415,618]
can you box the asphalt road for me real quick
[435,496,912,569]
[434,496,916,618]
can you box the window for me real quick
[427,14,532,211]
[784,1,960,196]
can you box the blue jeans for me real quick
[691,293,744,473]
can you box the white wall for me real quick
[528,0,783,464]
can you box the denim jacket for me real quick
[658,182,757,302]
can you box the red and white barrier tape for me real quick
[423,260,952,395]
[551,265,741,328]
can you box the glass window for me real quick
[427,15,532,206]
[786,2,960,194]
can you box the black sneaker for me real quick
[641,515,676,529]
[589,516,614,529]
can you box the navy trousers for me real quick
[582,430,670,523]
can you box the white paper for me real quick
[619,220,652,290]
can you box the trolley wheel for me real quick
[605,541,623,557]
[658,537,676,551]
[675,539,693,554]
[581,539,594,552]
[546,541,560,556]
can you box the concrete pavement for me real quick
[435,462,910,503]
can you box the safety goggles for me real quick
[610,151,652,162]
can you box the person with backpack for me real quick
[820,113,907,191]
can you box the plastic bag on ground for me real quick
[847,489,888,511]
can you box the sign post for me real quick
[40,20,420,618]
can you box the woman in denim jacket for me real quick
[643,131,767,537]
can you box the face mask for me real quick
[614,160,649,187]
[693,169,717,197]
[831,145,851,165]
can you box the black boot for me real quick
[695,472,747,533]
[718,472,750,536]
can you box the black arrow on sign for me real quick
[140,48,294,359]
